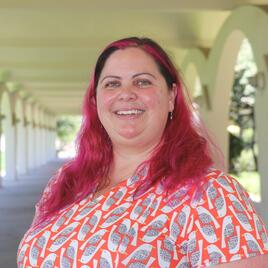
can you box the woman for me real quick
[17,37,268,267]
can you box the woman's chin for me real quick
[115,128,144,141]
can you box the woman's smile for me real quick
[113,108,145,120]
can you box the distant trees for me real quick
[56,116,81,148]
[228,39,258,174]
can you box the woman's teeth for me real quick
[115,109,144,115]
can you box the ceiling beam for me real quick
[0,0,265,11]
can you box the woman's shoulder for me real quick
[205,167,246,189]
[162,168,245,206]
[198,167,240,188]
[160,167,265,237]
[162,168,268,267]
[187,168,255,213]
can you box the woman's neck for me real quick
[108,144,155,184]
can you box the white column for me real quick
[5,124,16,180]
[2,91,16,181]
[40,110,46,165]
[41,127,46,165]
[33,126,39,167]
[45,128,50,162]
[16,99,27,175]
[16,119,27,174]
[27,123,34,169]
[51,130,57,160]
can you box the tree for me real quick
[56,116,81,147]
[229,39,258,174]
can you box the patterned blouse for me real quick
[17,169,268,267]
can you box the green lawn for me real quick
[230,171,261,202]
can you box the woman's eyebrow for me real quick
[132,72,156,79]
[100,75,122,83]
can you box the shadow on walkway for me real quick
[0,159,66,268]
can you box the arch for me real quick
[209,30,246,167]
[207,7,268,220]
[181,5,268,220]
[183,63,202,98]
[181,48,208,86]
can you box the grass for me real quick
[230,171,261,202]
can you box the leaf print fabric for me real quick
[17,169,268,267]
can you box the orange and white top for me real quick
[17,169,268,267]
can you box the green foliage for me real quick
[229,133,243,171]
[229,39,258,174]
[230,171,260,202]
[228,39,260,200]
[56,116,81,145]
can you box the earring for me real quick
[170,111,173,120]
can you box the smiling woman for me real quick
[17,37,268,267]
[96,47,176,146]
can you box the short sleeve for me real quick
[182,171,268,267]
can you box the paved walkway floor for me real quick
[0,160,66,268]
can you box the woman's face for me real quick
[96,47,176,151]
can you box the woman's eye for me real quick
[135,79,152,87]
[104,81,121,88]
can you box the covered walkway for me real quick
[1,3,268,219]
[0,160,65,267]
[1,1,268,266]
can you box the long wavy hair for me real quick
[36,37,214,225]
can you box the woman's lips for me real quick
[113,109,145,119]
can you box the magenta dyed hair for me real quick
[35,37,214,225]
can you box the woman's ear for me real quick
[169,83,177,112]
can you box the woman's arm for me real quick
[214,254,268,268]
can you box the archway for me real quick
[228,39,260,202]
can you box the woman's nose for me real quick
[118,85,137,101]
